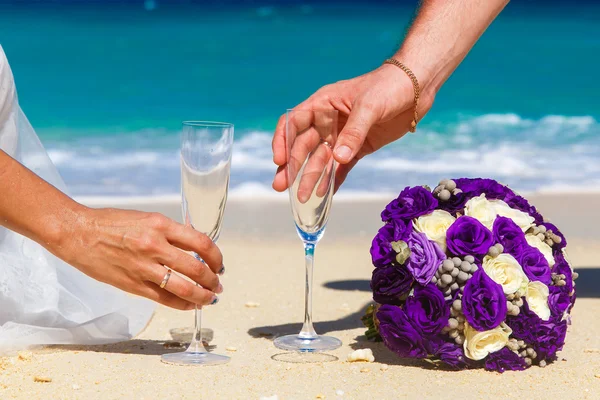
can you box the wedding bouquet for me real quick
[363,178,577,372]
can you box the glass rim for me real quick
[182,121,234,128]
[286,108,338,115]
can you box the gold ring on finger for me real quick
[159,268,172,289]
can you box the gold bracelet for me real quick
[383,58,420,133]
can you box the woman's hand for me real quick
[272,64,435,192]
[50,207,224,311]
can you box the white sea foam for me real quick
[44,114,600,197]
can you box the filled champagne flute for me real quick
[274,109,342,352]
[161,121,234,366]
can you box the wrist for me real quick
[38,199,89,254]
[390,49,439,103]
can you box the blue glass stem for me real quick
[299,242,318,339]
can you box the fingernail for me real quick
[334,145,352,162]
[218,265,225,276]
[210,296,219,305]
[216,283,224,294]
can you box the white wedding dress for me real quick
[0,46,154,352]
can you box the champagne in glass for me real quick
[273,109,342,352]
[161,121,234,366]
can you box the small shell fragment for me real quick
[34,376,52,383]
[17,351,32,361]
[346,348,374,363]
[316,394,326,399]
[360,368,369,373]
[225,346,237,352]
[245,301,260,308]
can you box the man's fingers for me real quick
[334,158,359,193]
[158,248,221,293]
[272,164,288,192]
[297,142,333,203]
[272,114,287,166]
[164,223,223,273]
[333,103,377,164]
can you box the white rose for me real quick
[526,281,551,320]
[490,200,535,232]
[464,194,535,232]
[482,253,529,294]
[463,322,512,361]
[525,234,555,267]
[464,194,497,230]
[413,210,456,252]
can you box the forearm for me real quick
[396,0,509,99]
[0,150,85,248]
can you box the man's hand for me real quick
[272,64,435,192]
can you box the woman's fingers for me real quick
[163,222,223,274]
[137,281,196,311]
[147,265,218,307]
[157,248,222,293]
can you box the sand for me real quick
[1,195,599,399]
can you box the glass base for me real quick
[274,334,342,353]
[161,351,230,366]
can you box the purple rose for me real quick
[371,266,413,306]
[506,299,540,344]
[404,284,449,336]
[370,220,413,267]
[433,341,471,370]
[446,216,494,258]
[406,231,446,285]
[454,178,511,200]
[518,246,551,285]
[533,318,567,361]
[484,347,527,372]
[437,192,469,216]
[462,269,507,331]
[542,222,567,249]
[381,186,438,222]
[493,216,527,256]
[504,193,544,224]
[377,304,428,358]
[548,286,571,316]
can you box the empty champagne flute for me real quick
[161,121,234,366]
[274,109,342,352]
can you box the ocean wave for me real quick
[43,113,600,197]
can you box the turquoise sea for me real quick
[1,0,599,197]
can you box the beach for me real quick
[1,194,599,399]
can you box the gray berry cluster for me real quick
[433,179,462,202]
[442,299,466,345]
[527,225,562,247]
[507,338,546,367]
[505,292,524,316]
[486,243,504,258]
[432,256,478,301]
[551,272,568,287]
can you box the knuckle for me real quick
[341,127,364,144]
[179,284,195,299]
[147,212,168,231]
[137,234,160,253]
[195,232,213,250]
